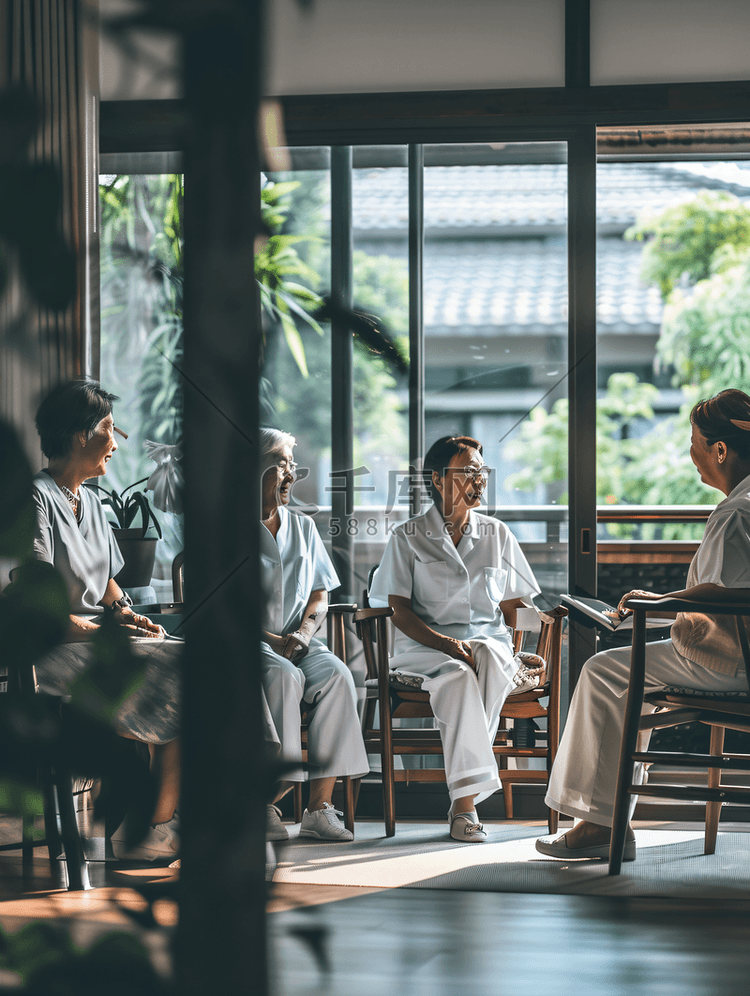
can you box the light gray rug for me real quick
[272,822,750,899]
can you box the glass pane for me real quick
[423,143,569,607]
[99,173,184,600]
[351,149,409,599]
[260,151,332,515]
[595,156,750,603]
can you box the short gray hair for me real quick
[259,427,296,468]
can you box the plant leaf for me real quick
[280,315,309,377]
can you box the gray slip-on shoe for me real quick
[535,831,636,861]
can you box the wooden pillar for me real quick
[0,0,98,459]
[176,1,267,992]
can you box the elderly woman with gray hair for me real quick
[260,429,369,842]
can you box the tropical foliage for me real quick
[259,172,409,502]
[99,174,184,576]
[257,179,324,378]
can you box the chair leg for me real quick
[293,782,303,824]
[705,725,725,856]
[381,745,396,838]
[42,780,63,872]
[343,776,356,835]
[547,806,558,835]
[609,611,648,876]
[55,767,90,891]
[503,782,514,819]
[21,813,34,875]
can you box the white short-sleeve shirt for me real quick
[672,471,750,675]
[369,503,540,655]
[260,506,340,638]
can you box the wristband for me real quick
[109,593,133,612]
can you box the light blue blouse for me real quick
[260,506,339,639]
[32,471,124,617]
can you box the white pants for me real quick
[389,637,519,808]
[261,644,369,783]
[545,638,748,827]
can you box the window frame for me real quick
[100,84,750,690]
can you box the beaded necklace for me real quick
[60,484,82,523]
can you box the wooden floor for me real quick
[270,885,750,996]
[2,815,750,994]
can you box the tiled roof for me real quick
[364,237,662,335]
[351,162,750,234]
[350,162,750,335]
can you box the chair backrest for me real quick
[326,603,358,662]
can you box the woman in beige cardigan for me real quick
[537,389,750,861]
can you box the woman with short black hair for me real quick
[537,388,750,861]
[31,379,181,862]
[370,434,542,842]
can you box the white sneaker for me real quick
[266,803,289,841]
[299,803,353,841]
[111,818,180,862]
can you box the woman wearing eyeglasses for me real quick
[259,429,369,843]
[369,435,541,842]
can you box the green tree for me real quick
[504,373,661,504]
[504,375,717,537]
[626,190,750,298]
[508,188,750,521]
[658,252,750,397]
[631,188,750,510]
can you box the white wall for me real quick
[591,0,750,86]
[100,0,181,100]
[100,0,750,102]
[266,0,566,95]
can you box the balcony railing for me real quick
[310,503,712,546]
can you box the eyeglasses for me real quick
[276,460,297,475]
[447,466,491,482]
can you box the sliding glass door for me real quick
[423,142,569,609]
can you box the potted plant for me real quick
[85,478,163,589]
[85,441,182,590]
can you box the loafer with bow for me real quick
[535,831,636,861]
[449,812,488,843]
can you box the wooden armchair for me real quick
[609,592,750,875]
[292,603,360,833]
[354,599,567,837]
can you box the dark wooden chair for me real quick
[292,603,360,834]
[354,595,567,837]
[0,654,90,890]
[609,592,750,875]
